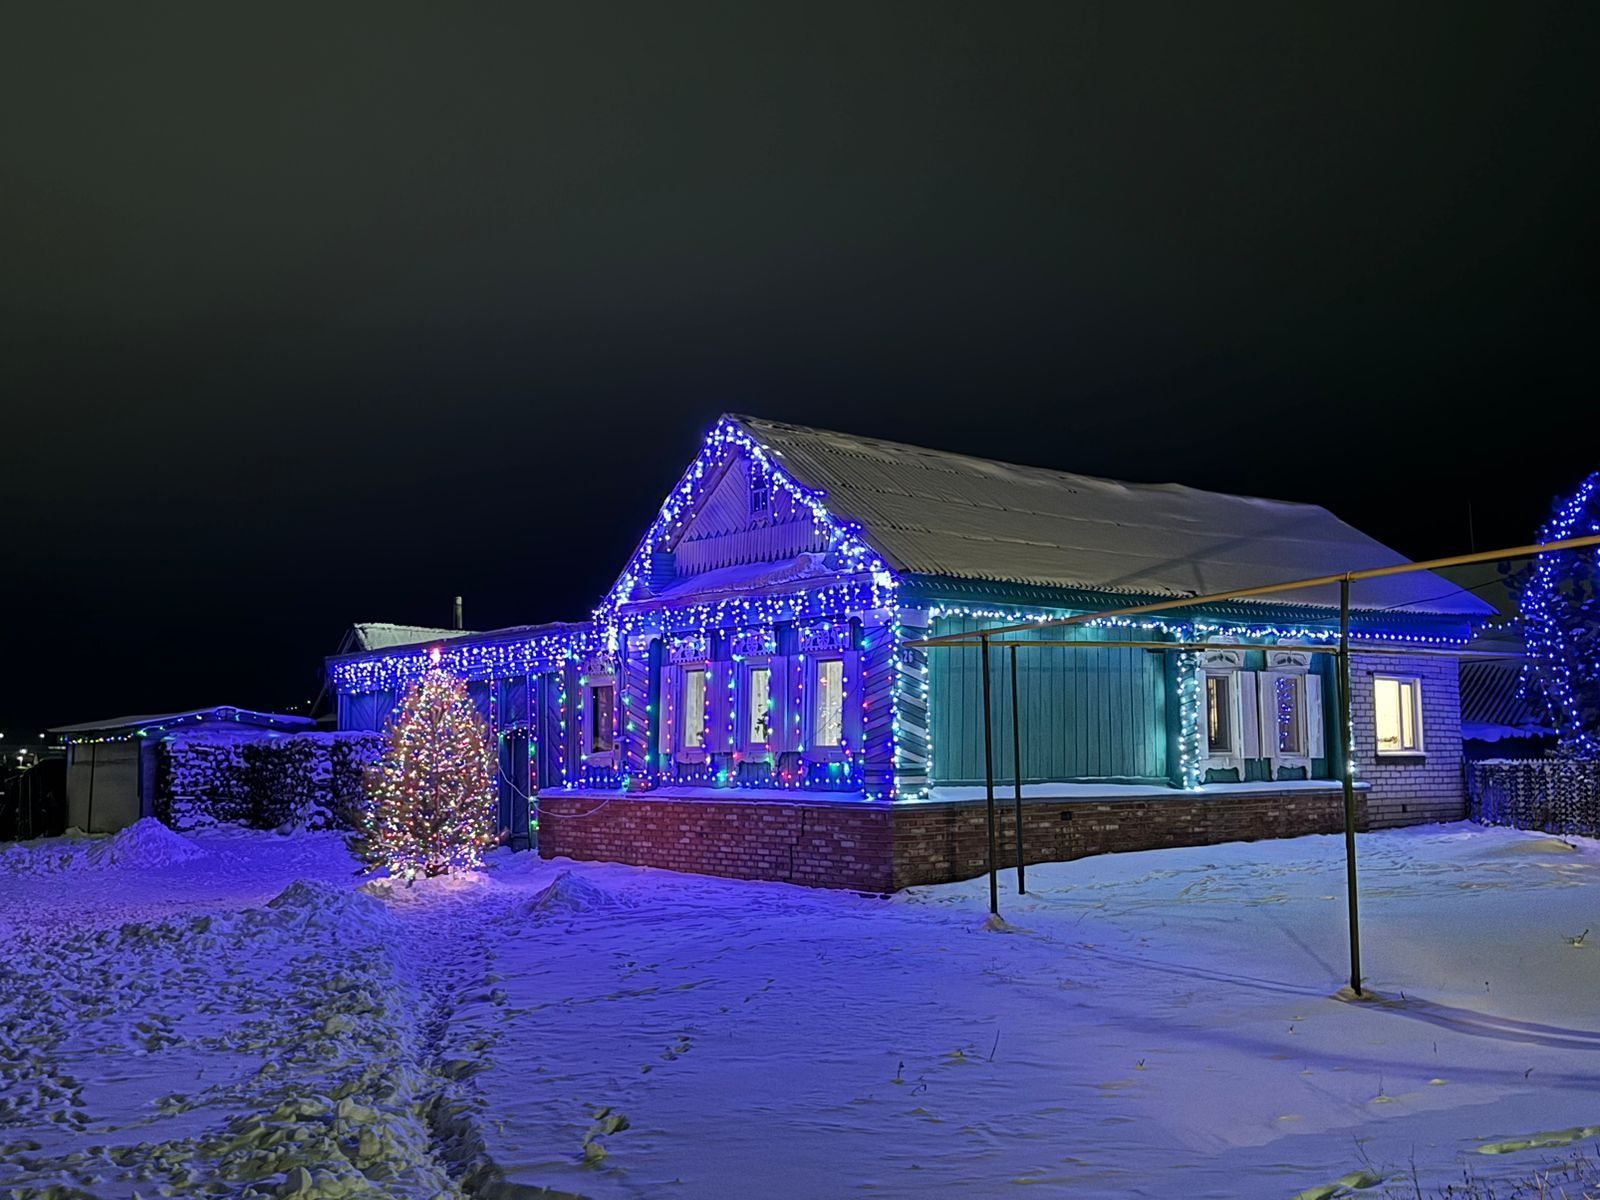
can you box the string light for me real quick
[1518,472,1600,759]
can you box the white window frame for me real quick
[583,676,617,765]
[740,659,775,756]
[805,655,847,762]
[676,664,710,764]
[1373,675,1425,756]
[1200,650,1247,774]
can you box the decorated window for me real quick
[813,659,844,748]
[681,667,708,752]
[588,683,614,755]
[1271,673,1305,756]
[749,479,770,520]
[746,665,772,746]
[1374,676,1423,754]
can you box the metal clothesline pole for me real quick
[1010,642,1025,895]
[979,635,999,916]
[1338,577,1363,996]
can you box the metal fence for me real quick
[1468,758,1600,838]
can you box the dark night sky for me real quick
[4,3,1598,737]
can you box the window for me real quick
[1273,673,1304,756]
[1374,676,1423,754]
[746,666,772,745]
[681,668,707,750]
[749,480,770,520]
[588,683,614,755]
[813,659,844,747]
[1206,674,1234,754]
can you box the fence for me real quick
[1468,758,1600,838]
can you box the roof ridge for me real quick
[726,413,1328,512]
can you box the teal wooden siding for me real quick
[929,617,1169,786]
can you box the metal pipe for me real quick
[1339,577,1363,996]
[980,635,998,916]
[1010,642,1024,895]
[911,534,1600,647]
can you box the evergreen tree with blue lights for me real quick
[1514,472,1600,759]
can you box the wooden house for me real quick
[327,415,1492,889]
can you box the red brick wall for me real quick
[538,794,897,892]
[1349,652,1466,828]
[890,787,1363,888]
[539,786,1366,892]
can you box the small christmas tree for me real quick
[363,669,498,878]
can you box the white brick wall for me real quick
[1348,651,1465,828]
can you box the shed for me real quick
[49,707,317,833]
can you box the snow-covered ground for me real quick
[2,820,1598,1198]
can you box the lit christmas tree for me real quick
[1515,472,1600,759]
[363,669,498,878]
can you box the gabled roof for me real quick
[49,706,316,738]
[729,415,1495,617]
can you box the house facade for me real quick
[327,415,1491,890]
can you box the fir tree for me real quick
[362,669,498,878]
[1511,472,1600,759]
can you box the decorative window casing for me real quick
[1373,676,1424,755]
[1197,647,1325,777]
[1261,650,1324,774]
[578,654,618,767]
[799,622,858,764]
[1202,649,1247,774]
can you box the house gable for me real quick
[597,417,890,612]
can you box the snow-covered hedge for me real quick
[157,732,382,832]
[1469,758,1600,838]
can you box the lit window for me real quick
[1274,674,1304,756]
[1206,674,1233,754]
[1374,677,1423,753]
[588,684,614,754]
[813,659,844,747]
[747,666,772,745]
[682,668,707,750]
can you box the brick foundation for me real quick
[538,785,1368,892]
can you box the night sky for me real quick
[5,4,1598,738]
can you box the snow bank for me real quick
[86,816,208,868]
[514,868,641,918]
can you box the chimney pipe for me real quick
[452,595,464,630]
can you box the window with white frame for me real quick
[812,658,844,748]
[1374,676,1423,754]
[1270,673,1305,756]
[1206,672,1235,756]
[587,681,615,755]
[681,667,708,752]
[746,665,772,746]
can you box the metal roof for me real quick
[48,706,317,737]
[732,415,1496,617]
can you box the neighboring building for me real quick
[50,707,316,833]
[327,415,1492,889]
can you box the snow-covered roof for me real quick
[730,415,1495,616]
[351,623,476,651]
[48,707,316,737]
